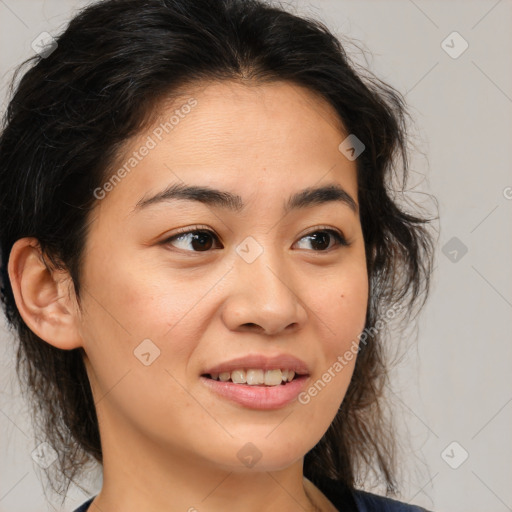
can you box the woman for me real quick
[0,0,436,510]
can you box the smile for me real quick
[205,368,297,386]
[200,373,309,410]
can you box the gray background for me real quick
[1,1,511,511]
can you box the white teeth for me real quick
[208,368,297,386]
[246,369,264,385]
[231,369,246,384]
[264,369,282,386]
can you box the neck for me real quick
[89,418,325,512]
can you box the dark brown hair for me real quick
[0,0,436,502]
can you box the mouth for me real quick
[201,368,303,386]
[200,371,309,409]
[199,354,310,410]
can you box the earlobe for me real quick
[7,237,83,350]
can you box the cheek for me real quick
[78,248,207,401]
[298,283,366,437]
[84,245,202,339]
[307,260,368,404]
[322,259,369,349]
[79,258,206,439]
[340,273,369,339]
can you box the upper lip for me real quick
[202,353,310,376]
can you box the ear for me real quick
[7,237,83,350]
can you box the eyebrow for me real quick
[134,182,358,215]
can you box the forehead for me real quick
[97,80,357,216]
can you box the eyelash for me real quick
[161,224,350,253]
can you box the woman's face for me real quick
[78,80,368,473]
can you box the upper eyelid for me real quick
[167,225,346,238]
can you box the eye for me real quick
[163,226,222,252]
[294,228,349,251]
[162,226,349,253]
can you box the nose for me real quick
[220,246,308,336]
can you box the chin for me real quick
[203,434,315,473]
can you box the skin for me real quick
[8,80,368,512]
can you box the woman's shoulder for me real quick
[72,496,95,512]
[314,475,433,512]
[352,488,432,511]
[72,485,434,512]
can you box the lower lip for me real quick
[200,375,309,410]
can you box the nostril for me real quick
[241,323,264,332]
